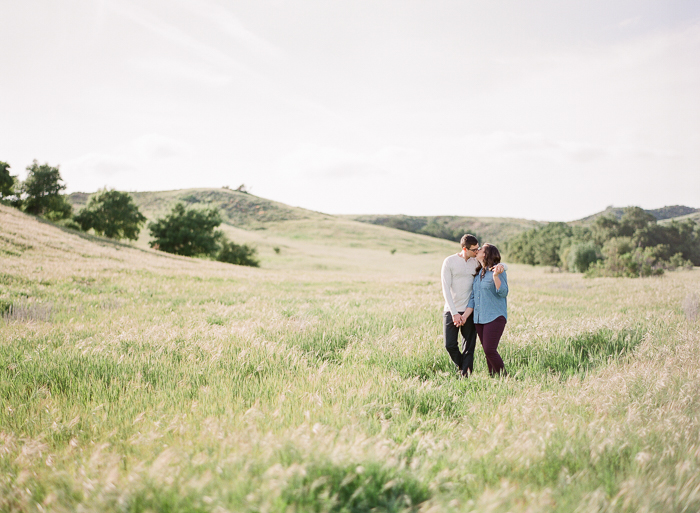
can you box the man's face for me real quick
[465,244,479,257]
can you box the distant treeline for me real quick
[373,216,474,242]
[576,205,699,224]
[507,207,699,277]
[351,215,541,247]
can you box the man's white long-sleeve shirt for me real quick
[441,254,508,314]
[441,253,479,315]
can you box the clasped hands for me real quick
[452,310,471,327]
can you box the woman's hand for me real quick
[491,264,503,291]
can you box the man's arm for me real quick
[441,258,461,325]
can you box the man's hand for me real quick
[491,263,505,275]
[452,313,463,327]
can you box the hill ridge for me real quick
[68,188,697,246]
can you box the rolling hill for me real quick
[345,214,544,247]
[68,188,323,229]
[67,189,457,272]
[67,189,698,260]
[571,205,700,225]
[351,205,699,243]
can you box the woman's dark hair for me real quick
[476,243,501,277]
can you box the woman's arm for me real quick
[494,271,508,297]
[492,265,502,290]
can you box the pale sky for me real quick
[1,1,699,221]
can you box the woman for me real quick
[465,244,508,376]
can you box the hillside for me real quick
[68,190,697,257]
[346,214,543,247]
[348,205,699,248]
[69,188,323,229]
[66,191,457,272]
[70,189,545,251]
[572,205,699,225]
[659,210,700,226]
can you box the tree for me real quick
[619,207,656,237]
[74,189,146,240]
[634,219,700,265]
[21,160,72,219]
[506,230,537,265]
[533,222,573,267]
[567,242,601,272]
[217,238,260,267]
[148,203,223,256]
[590,216,620,246]
[0,161,16,201]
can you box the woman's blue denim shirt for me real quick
[467,270,508,324]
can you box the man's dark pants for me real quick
[444,311,477,375]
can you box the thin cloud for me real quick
[174,0,284,59]
[63,134,193,192]
[465,132,608,164]
[133,134,193,161]
[106,0,238,69]
[280,144,399,179]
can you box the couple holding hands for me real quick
[441,234,509,377]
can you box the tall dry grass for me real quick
[1,204,699,512]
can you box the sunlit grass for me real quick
[1,204,700,512]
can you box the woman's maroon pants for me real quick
[475,316,507,375]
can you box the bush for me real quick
[217,239,259,267]
[567,242,601,273]
[587,243,665,278]
[41,195,73,221]
[74,189,146,241]
[54,218,83,231]
[668,252,694,271]
[507,222,573,267]
[148,203,223,256]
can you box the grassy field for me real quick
[2,204,700,512]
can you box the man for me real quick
[441,234,506,376]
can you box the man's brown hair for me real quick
[460,234,479,249]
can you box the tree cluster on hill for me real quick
[355,215,480,243]
[148,203,259,266]
[506,207,699,277]
[1,158,259,267]
[1,160,73,221]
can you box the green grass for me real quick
[2,204,700,512]
[504,327,646,379]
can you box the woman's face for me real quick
[476,247,486,264]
